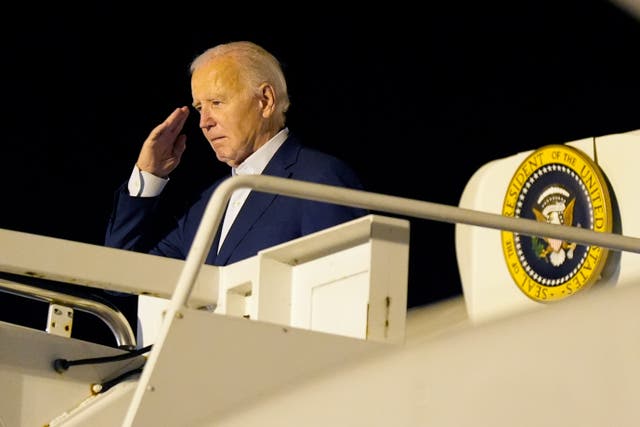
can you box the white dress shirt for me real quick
[127,128,289,252]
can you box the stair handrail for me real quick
[0,277,137,349]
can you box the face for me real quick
[191,56,273,168]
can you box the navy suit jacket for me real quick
[105,134,368,266]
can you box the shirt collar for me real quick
[232,128,289,176]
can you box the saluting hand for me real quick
[136,106,190,178]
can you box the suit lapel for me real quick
[214,136,301,265]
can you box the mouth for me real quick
[208,135,225,145]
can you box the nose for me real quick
[198,107,215,129]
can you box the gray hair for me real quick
[190,41,290,127]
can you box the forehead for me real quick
[191,56,246,99]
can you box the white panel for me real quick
[0,321,145,427]
[205,283,640,427]
[455,131,639,323]
[309,272,369,339]
[455,150,538,322]
[291,244,370,336]
[367,221,409,342]
[0,228,219,306]
[594,131,640,286]
[254,258,292,323]
[124,308,384,426]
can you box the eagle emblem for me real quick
[501,144,613,302]
[531,185,578,266]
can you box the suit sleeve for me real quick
[104,182,185,259]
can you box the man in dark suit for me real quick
[105,41,367,266]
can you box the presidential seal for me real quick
[501,144,613,303]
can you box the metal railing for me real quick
[3,175,639,354]
[168,174,640,309]
[0,277,136,349]
[124,174,640,425]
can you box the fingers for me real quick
[165,106,190,134]
[136,107,190,176]
[174,134,187,157]
[146,107,189,142]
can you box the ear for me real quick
[258,83,276,118]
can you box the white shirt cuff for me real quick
[127,165,169,197]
